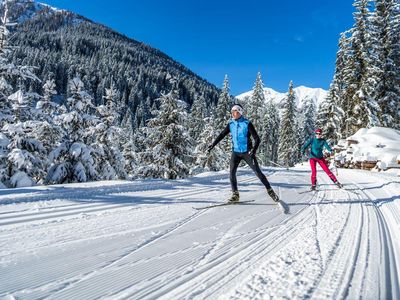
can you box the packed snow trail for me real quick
[0,166,399,299]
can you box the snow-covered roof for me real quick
[345,127,400,168]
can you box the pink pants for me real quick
[310,158,337,185]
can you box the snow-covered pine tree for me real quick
[0,2,43,187]
[340,0,379,135]
[136,82,194,179]
[316,85,345,144]
[122,133,137,178]
[212,75,233,169]
[278,81,297,167]
[3,90,46,187]
[93,82,127,180]
[120,105,137,177]
[0,4,15,186]
[191,117,225,174]
[46,77,98,184]
[188,95,207,142]
[247,72,265,132]
[300,96,316,159]
[328,31,351,141]
[31,78,65,181]
[0,0,38,129]
[372,0,400,128]
[335,32,352,109]
[294,117,303,163]
[36,77,66,122]
[259,100,280,165]
[301,96,316,141]
[391,0,400,128]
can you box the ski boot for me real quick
[267,188,279,202]
[310,185,316,191]
[335,181,343,188]
[228,191,240,203]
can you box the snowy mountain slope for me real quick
[4,0,71,23]
[236,85,328,110]
[1,166,399,299]
[3,0,220,112]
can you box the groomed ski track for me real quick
[0,166,399,299]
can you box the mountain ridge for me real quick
[236,85,327,110]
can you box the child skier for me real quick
[301,128,343,190]
[207,104,279,203]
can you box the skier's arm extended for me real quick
[208,124,230,151]
[248,122,260,153]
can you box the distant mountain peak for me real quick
[2,0,86,25]
[236,85,328,110]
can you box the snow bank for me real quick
[335,127,400,171]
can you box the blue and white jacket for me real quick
[211,116,260,153]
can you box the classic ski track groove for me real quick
[3,175,266,296]
[127,190,323,298]
[0,176,262,228]
[348,179,400,299]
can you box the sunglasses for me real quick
[316,133,322,135]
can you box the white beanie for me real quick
[231,104,244,115]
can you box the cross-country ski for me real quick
[193,200,255,210]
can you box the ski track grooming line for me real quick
[30,209,209,299]
[127,192,324,299]
[46,195,289,300]
[0,170,318,298]
[0,210,208,298]
[222,191,331,299]
[0,170,272,206]
[224,180,362,299]
[0,175,264,263]
[0,176,260,229]
[313,173,398,299]
[42,176,306,295]
[0,179,230,296]
[313,190,364,299]
[1,173,261,215]
[279,174,359,298]
[346,179,400,299]
[131,221,313,299]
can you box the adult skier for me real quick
[207,104,279,203]
[301,128,343,190]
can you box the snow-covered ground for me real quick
[1,165,399,299]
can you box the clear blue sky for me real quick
[40,0,355,95]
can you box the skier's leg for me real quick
[243,154,279,201]
[310,158,317,186]
[317,158,338,182]
[229,152,242,192]
[243,153,272,189]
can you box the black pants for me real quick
[230,152,271,192]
